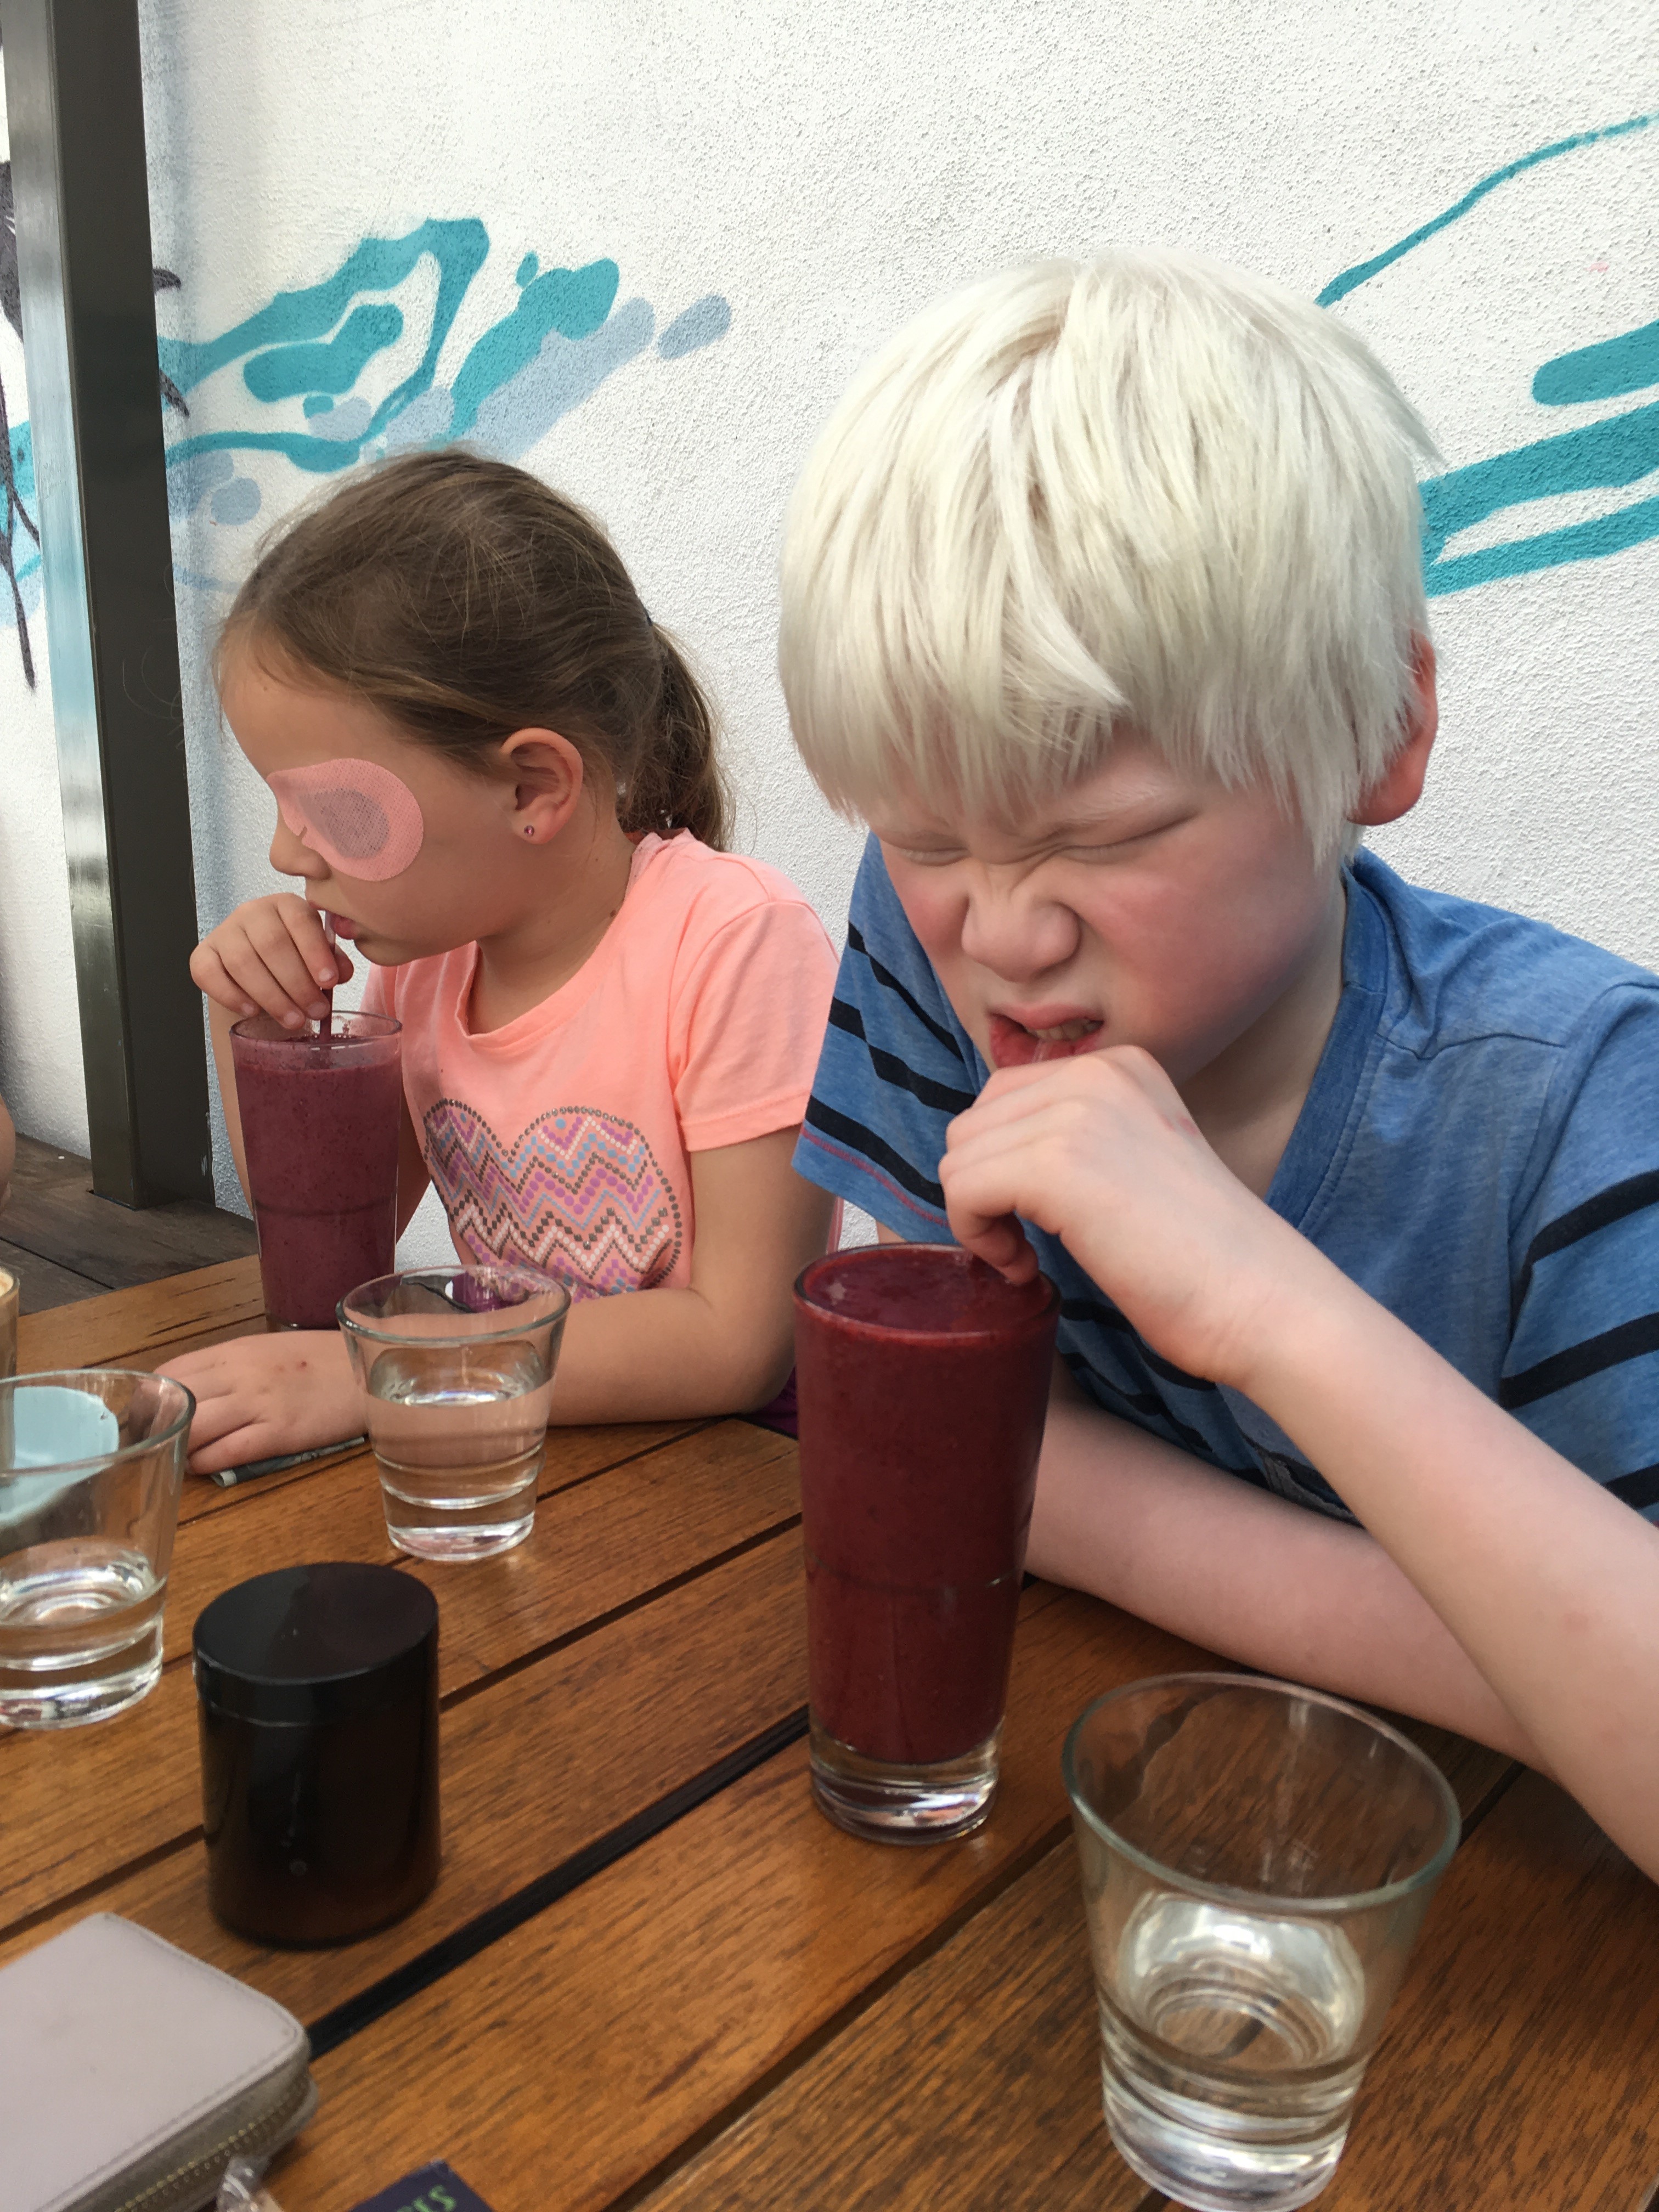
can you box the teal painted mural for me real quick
[1321,110,1659,596]
[155,218,730,552]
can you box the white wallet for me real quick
[0,1914,318,2212]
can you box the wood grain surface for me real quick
[642,1837,1143,2212]
[1328,1768,1659,2212]
[13,1256,267,1373]
[640,1710,1520,2212]
[271,1589,1215,2212]
[0,1421,799,1932]
[0,1527,811,2027]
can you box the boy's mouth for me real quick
[988,1010,1106,1068]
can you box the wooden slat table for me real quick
[4,1260,1657,2211]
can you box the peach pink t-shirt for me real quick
[363,833,837,1300]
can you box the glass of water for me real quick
[340,1267,570,1562]
[1064,1673,1459,2211]
[0,1369,194,1728]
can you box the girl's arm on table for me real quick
[544,1126,834,1424]
[939,1049,1659,1881]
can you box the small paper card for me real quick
[346,2162,498,2212]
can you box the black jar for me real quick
[194,1561,440,1945]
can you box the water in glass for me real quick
[367,1342,551,1560]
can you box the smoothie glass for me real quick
[230,1013,403,1329]
[794,1243,1059,1843]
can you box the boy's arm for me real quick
[941,1048,1659,1880]
[1032,1363,1541,1760]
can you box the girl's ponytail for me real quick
[622,627,732,852]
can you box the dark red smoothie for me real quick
[795,1245,1059,1767]
[230,1014,403,1329]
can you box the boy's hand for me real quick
[939,1048,1313,1390]
[157,1330,363,1476]
[191,894,352,1028]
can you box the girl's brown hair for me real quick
[220,449,731,849]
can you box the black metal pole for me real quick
[3,0,211,1204]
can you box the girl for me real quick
[164,452,837,1475]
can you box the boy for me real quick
[778,253,1659,1877]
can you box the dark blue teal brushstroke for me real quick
[1421,400,1659,594]
[1317,111,1656,308]
[446,259,618,437]
[160,218,489,472]
[244,302,404,402]
[1319,111,1659,595]
[1533,319,1659,406]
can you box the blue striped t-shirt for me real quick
[795,838,1659,1525]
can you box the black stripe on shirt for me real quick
[1060,1294,1220,1394]
[848,922,969,1064]
[1511,1169,1659,1324]
[1061,1350,1229,1463]
[827,999,978,1115]
[1498,1310,1659,1410]
[803,1096,945,1210]
[1610,1464,1659,1512]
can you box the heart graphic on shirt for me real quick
[424,1099,683,1299]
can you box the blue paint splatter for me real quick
[658,295,732,359]
[1534,320,1659,407]
[210,476,262,526]
[470,297,656,459]
[166,447,235,520]
[447,259,619,438]
[302,393,335,417]
[1320,111,1659,595]
[244,302,405,402]
[161,218,489,473]
[516,252,539,286]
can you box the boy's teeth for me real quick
[1027,1019,1101,1041]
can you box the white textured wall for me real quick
[0,3,1654,1231]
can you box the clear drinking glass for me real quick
[0,1369,194,1727]
[230,1012,403,1329]
[794,1244,1060,1843]
[1064,1673,1460,2211]
[0,1266,16,1379]
[340,1267,571,1561]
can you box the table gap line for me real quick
[534,1418,725,1505]
[600,1821,1079,2212]
[1455,1759,1523,1844]
[0,1822,205,1950]
[438,1512,805,1712]
[303,1705,811,2059]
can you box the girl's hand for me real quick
[939,1047,1319,1391]
[190,894,352,1028]
[157,1330,362,1476]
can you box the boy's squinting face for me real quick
[221,654,520,967]
[868,736,1343,1090]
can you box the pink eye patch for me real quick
[267,759,425,881]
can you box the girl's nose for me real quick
[958,873,1080,982]
[269,816,323,879]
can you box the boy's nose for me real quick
[959,878,1080,983]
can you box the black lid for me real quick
[193,1562,438,1725]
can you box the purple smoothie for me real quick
[795,1245,1059,1767]
[231,1015,402,1329]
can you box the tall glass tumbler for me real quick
[341,1267,571,1561]
[230,1012,403,1329]
[795,1243,1059,1843]
[0,1369,194,1726]
[1064,1674,1460,2211]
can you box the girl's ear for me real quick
[1350,636,1438,828]
[499,727,587,844]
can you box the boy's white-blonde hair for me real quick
[777,252,1438,859]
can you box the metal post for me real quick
[3,0,211,1204]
